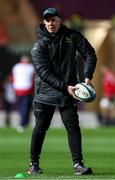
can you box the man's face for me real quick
[43,16,62,34]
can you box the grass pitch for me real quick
[0,127,115,179]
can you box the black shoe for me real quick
[27,163,43,175]
[74,163,92,175]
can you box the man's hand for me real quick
[84,78,95,88]
[84,78,92,85]
[67,85,78,99]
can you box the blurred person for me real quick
[71,13,85,32]
[0,82,3,109]
[10,55,35,132]
[98,64,115,125]
[2,76,16,127]
[27,8,97,175]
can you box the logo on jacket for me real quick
[66,37,72,43]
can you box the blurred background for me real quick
[0,0,115,130]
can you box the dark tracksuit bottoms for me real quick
[30,102,83,165]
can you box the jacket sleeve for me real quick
[31,42,68,93]
[76,32,97,80]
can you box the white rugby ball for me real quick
[74,83,96,103]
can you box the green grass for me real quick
[0,127,115,179]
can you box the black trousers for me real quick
[30,102,83,165]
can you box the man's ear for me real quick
[59,18,62,24]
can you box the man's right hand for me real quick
[67,85,78,99]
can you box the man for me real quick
[10,56,34,132]
[28,8,97,175]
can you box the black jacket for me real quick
[31,24,97,106]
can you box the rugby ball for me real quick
[74,83,96,103]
